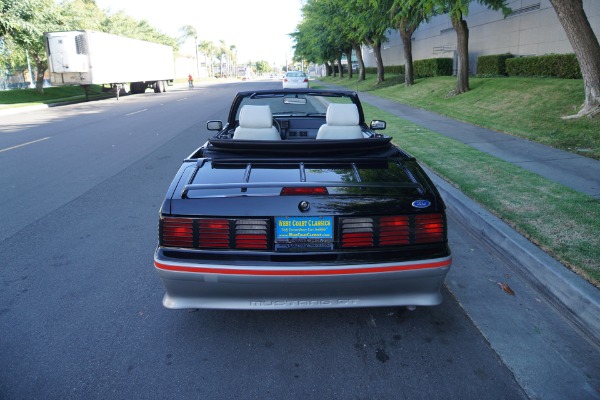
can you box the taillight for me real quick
[235,219,268,249]
[379,216,410,246]
[159,217,270,250]
[160,218,193,248]
[341,218,374,248]
[414,214,445,243]
[303,78,308,83]
[198,219,229,248]
[280,187,328,195]
[340,214,445,248]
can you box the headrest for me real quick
[238,105,273,128]
[326,104,359,126]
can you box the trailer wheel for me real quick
[131,82,145,94]
[153,81,162,93]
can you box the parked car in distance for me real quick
[282,70,309,89]
[154,89,452,310]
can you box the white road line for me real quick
[125,109,148,116]
[0,137,50,153]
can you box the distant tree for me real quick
[549,0,600,118]
[58,0,105,31]
[391,0,429,86]
[0,0,38,41]
[0,0,63,92]
[354,0,395,83]
[292,0,343,78]
[100,10,178,49]
[424,0,511,95]
[229,45,237,76]
[255,60,271,74]
[179,25,198,77]
[198,40,216,77]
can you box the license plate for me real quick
[275,216,333,251]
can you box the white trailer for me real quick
[44,30,175,96]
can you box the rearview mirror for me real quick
[283,97,307,105]
[207,120,223,131]
[370,120,386,130]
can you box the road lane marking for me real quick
[125,109,148,116]
[0,137,50,153]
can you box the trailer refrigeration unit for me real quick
[44,30,175,97]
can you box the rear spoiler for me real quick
[182,181,423,199]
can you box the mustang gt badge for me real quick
[412,200,431,209]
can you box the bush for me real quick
[506,54,581,79]
[364,65,405,75]
[414,58,453,78]
[385,65,405,74]
[477,53,515,76]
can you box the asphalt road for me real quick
[0,80,595,399]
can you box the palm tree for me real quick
[179,25,198,77]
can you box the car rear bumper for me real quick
[282,82,309,89]
[154,252,452,310]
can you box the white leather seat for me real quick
[316,103,364,139]
[233,105,280,140]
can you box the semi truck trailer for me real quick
[44,30,175,96]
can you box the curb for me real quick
[426,167,600,345]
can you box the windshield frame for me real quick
[227,89,365,126]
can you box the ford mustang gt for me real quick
[154,89,451,310]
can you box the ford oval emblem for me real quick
[412,200,431,209]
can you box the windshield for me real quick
[236,92,357,118]
[285,71,306,78]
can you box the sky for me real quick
[94,0,304,67]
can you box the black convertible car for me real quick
[154,89,452,310]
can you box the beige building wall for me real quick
[363,0,600,74]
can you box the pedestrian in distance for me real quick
[188,73,194,88]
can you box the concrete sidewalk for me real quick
[352,90,600,345]
[359,92,600,199]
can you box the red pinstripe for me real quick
[154,258,451,276]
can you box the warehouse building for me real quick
[361,0,600,74]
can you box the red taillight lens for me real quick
[280,187,328,195]
[379,216,410,246]
[341,218,374,248]
[198,219,230,248]
[303,78,308,83]
[160,218,194,248]
[160,217,270,250]
[414,214,445,243]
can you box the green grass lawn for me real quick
[0,84,109,108]
[315,75,600,286]
[319,75,600,160]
